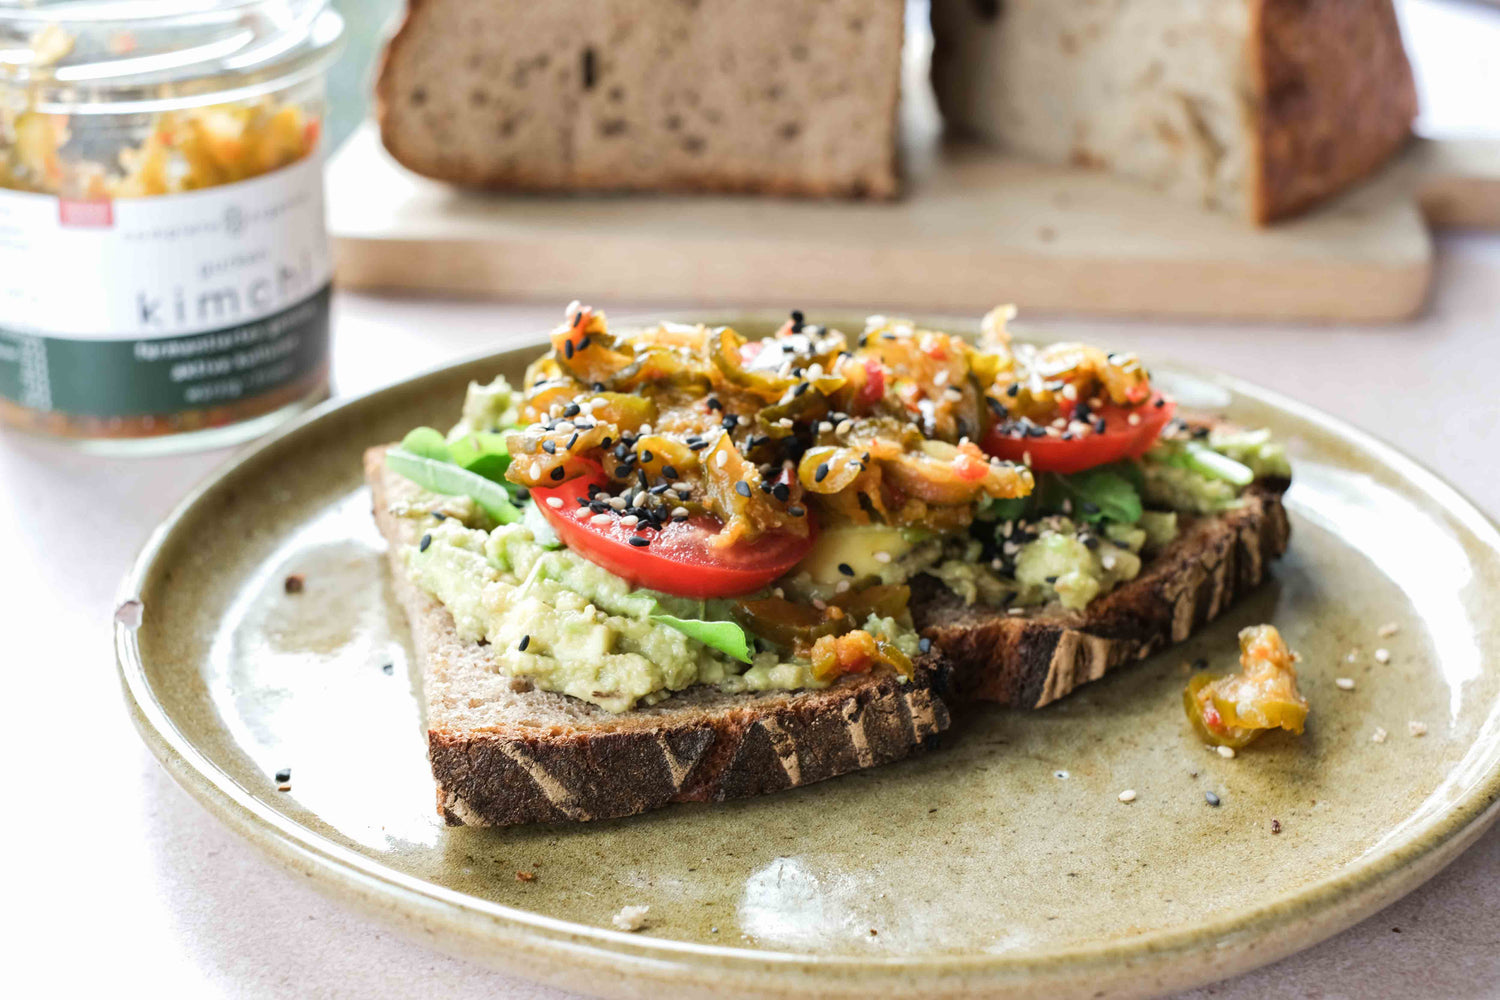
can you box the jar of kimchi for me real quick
[0,0,343,452]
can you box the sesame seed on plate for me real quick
[1118,789,1137,803]
[1377,622,1400,638]
[1216,745,1236,759]
[1371,727,1388,743]
[1408,720,1427,737]
[1204,791,1221,807]
[1335,677,1356,690]
[1374,648,1391,664]
[545,496,564,509]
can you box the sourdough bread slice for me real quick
[366,446,952,827]
[930,0,1417,223]
[376,0,904,198]
[911,480,1291,709]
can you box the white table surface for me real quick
[7,1,1500,992]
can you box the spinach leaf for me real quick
[448,430,513,483]
[399,426,452,462]
[1055,466,1143,524]
[651,615,754,664]
[385,448,522,524]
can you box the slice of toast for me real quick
[365,446,952,827]
[911,479,1291,709]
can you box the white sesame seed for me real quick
[772,587,785,598]
[835,580,851,594]
[1118,789,1137,803]
[554,421,574,433]
[1061,383,1078,401]
[529,461,542,479]
[1371,726,1388,743]
[1127,412,1141,426]
[1408,720,1427,737]
[1102,554,1117,571]
[873,551,892,564]
[1377,622,1400,638]
[619,515,638,527]
[1335,677,1356,691]
[608,497,626,510]
[1007,607,1026,616]
[1216,745,1236,759]
[633,490,648,507]
[545,496,564,509]
[818,421,833,433]
[590,513,612,526]
[812,599,827,610]
[777,417,793,428]
[933,370,949,386]
[671,506,689,518]
[1051,417,1067,429]
[716,451,729,468]
[1374,648,1391,664]
[836,420,852,436]
[638,423,652,435]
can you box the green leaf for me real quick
[651,615,754,664]
[1055,467,1143,524]
[385,448,522,524]
[982,496,1033,522]
[399,426,452,463]
[448,431,513,483]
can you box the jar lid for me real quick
[0,0,344,114]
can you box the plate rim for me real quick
[116,316,1500,997]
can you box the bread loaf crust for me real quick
[1250,0,1418,223]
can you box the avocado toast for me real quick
[367,305,1291,825]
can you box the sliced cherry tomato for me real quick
[981,391,1176,474]
[856,360,885,407]
[529,461,815,598]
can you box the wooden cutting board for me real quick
[326,119,1500,322]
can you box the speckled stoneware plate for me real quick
[118,314,1500,1000]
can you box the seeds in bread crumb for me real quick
[1118,789,1137,803]
[1335,677,1356,691]
[1204,791,1221,807]
[419,533,432,552]
[1374,648,1391,664]
[1371,726,1388,743]
[1216,745,1236,759]
[283,574,305,594]
[1378,622,1400,638]
[1408,720,1427,737]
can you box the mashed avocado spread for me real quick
[404,514,919,713]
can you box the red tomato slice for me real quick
[529,461,814,599]
[982,392,1176,474]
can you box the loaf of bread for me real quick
[930,0,1418,223]
[376,0,905,198]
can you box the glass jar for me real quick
[0,0,343,453]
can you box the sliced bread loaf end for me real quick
[366,446,951,827]
[376,0,905,198]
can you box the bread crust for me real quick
[365,446,949,826]
[1249,0,1418,223]
[911,480,1290,707]
[374,0,903,200]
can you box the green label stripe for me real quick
[0,285,330,418]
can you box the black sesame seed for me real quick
[566,433,579,450]
[640,450,654,463]
[1006,384,1019,397]
[793,381,810,397]
[575,496,591,506]
[542,440,556,454]
[419,533,432,552]
[735,480,752,498]
[814,462,830,483]
[563,339,574,359]
[600,436,612,448]
[1205,791,1221,807]
[706,398,723,412]
[788,504,806,517]
[918,637,932,654]
[637,469,649,489]
[661,465,678,480]
[1192,657,1208,671]
[986,396,1003,415]
[550,466,566,481]
[518,634,530,651]
[275,768,291,782]
[615,443,630,460]
[432,511,447,520]
[1094,418,1108,434]
[790,309,805,330]
[593,381,607,392]
[1154,396,1166,408]
[628,536,650,547]
[590,501,609,514]
[722,414,739,430]
[650,483,671,494]
[838,563,854,577]
[563,403,581,417]
[381,662,394,675]
[772,483,790,502]
[688,439,708,451]
[577,336,590,351]
[513,487,529,501]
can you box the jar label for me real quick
[0,154,331,419]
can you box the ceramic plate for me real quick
[118,315,1500,1000]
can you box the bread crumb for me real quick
[516,871,536,882]
[1378,622,1400,638]
[611,904,650,932]
[1270,818,1282,834]
[1118,789,1137,803]
[1374,648,1392,664]
[284,574,305,594]
[276,783,292,792]
[1408,720,1427,737]
[1371,727,1388,743]
[1335,677,1356,691]
[1216,745,1236,759]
